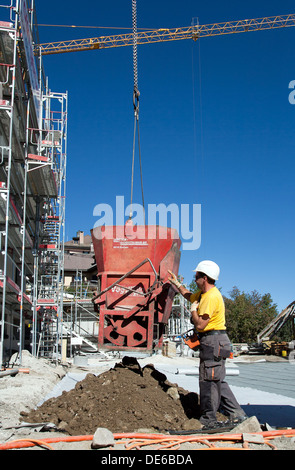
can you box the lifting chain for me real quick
[132,0,139,119]
[130,0,145,223]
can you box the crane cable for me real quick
[129,0,145,224]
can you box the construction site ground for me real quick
[0,350,295,452]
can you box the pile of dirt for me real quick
[21,356,220,435]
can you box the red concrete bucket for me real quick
[91,222,181,351]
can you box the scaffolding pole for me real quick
[0,1,20,366]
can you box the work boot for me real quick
[225,415,248,426]
[200,420,225,432]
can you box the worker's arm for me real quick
[167,270,192,301]
[190,301,210,330]
[191,310,210,331]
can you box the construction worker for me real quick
[168,260,247,430]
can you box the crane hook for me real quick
[133,87,140,120]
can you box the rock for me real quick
[183,418,202,431]
[263,422,275,431]
[167,387,180,400]
[242,433,265,444]
[91,427,115,449]
[57,420,68,431]
[231,416,262,434]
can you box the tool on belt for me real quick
[181,329,200,351]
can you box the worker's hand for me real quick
[190,301,199,313]
[167,270,182,289]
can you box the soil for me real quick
[20,356,224,435]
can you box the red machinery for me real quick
[91,223,181,352]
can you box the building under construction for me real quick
[0,0,67,366]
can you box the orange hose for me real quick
[115,429,295,441]
[199,439,215,448]
[264,440,278,450]
[0,434,93,450]
[114,432,168,440]
[1,429,295,450]
[199,447,248,451]
[157,442,181,450]
[126,438,171,450]
[2,439,54,450]
[122,429,295,451]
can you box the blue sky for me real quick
[34,0,295,312]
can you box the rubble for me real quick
[20,356,212,435]
[232,415,262,434]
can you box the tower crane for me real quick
[37,14,295,55]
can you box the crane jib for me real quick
[36,14,295,56]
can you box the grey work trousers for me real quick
[198,332,246,424]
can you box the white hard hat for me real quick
[193,260,220,281]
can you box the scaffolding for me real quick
[167,294,192,355]
[63,270,100,357]
[0,0,67,365]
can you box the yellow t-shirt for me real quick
[190,286,226,333]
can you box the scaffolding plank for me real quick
[28,153,49,162]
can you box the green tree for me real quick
[224,286,278,343]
